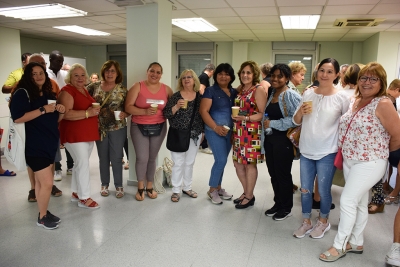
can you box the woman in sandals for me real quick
[125,62,173,201]
[10,62,65,229]
[231,61,267,209]
[87,60,128,199]
[58,64,101,209]
[163,69,203,202]
[319,62,400,262]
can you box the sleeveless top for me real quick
[59,84,100,143]
[131,81,168,124]
[339,96,390,161]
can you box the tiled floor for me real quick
[0,147,397,267]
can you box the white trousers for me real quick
[64,142,94,200]
[170,134,201,194]
[333,158,387,250]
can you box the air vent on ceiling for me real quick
[334,18,385,27]
[107,0,154,7]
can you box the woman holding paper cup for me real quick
[231,60,267,209]
[163,69,203,202]
[87,60,128,198]
[58,63,101,209]
[125,62,173,201]
[292,58,350,239]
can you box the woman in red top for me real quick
[58,64,101,209]
[125,62,173,201]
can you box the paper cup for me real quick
[151,103,158,111]
[114,111,121,121]
[182,99,188,109]
[232,106,240,116]
[223,125,230,131]
[47,100,56,105]
[303,100,313,114]
[92,103,100,108]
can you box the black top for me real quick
[10,88,59,160]
[265,102,286,136]
[198,72,210,88]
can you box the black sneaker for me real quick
[37,215,59,230]
[265,206,279,217]
[46,210,61,224]
[272,210,292,221]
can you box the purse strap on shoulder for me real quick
[188,93,198,130]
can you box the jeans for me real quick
[205,127,232,188]
[300,153,336,219]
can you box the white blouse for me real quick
[294,89,350,160]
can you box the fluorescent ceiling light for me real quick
[303,57,312,60]
[280,15,320,29]
[172,18,218,32]
[0,4,87,20]
[53,26,110,36]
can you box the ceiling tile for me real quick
[370,4,400,15]
[327,0,379,5]
[192,8,237,17]
[225,0,275,8]
[171,10,198,18]
[242,16,280,24]
[205,17,243,24]
[277,0,326,6]
[87,15,125,23]
[323,5,375,15]
[175,0,229,9]
[233,7,278,16]
[279,6,323,15]
[213,24,249,30]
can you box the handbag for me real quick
[166,94,198,152]
[163,157,173,187]
[137,122,164,136]
[282,91,301,159]
[5,88,29,171]
[334,98,372,170]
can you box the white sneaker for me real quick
[54,170,62,181]
[66,168,73,175]
[386,243,400,266]
[201,147,213,154]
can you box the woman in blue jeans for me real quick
[292,58,350,239]
[200,63,237,205]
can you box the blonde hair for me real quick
[288,61,307,75]
[176,69,200,92]
[64,63,89,85]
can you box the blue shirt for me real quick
[202,84,237,129]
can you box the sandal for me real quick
[384,195,399,205]
[100,186,109,197]
[171,193,180,202]
[78,198,100,209]
[28,189,37,202]
[71,192,79,202]
[146,188,157,199]
[135,188,145,201]
[51,185,62,197]
[346,243,363,254]
[368,203,385,214]
[319,248,346,262]
[182,190,198,198]
[115,187,124,198]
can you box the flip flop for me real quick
[0,170,16,176]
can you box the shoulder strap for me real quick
[282,91,288,117]
[189,93,199,130]
[100,84,118,108]
[15,88,30,102]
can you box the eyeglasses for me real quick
[105,69,116,73]
[359,76,379,84]
[182,76,193,80]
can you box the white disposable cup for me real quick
[47,100,56,105]
[92,103,100,108]
[151,103,158,111]
[223,125,230,131]
[232,106,239,116]
[114,111,121,120]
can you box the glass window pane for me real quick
[275,54,313,92]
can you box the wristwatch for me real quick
[39,106,46,115]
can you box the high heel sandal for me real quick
[233,193,245,204]
[368,203,385,214]
[384,195,399,205]
[135,188,145,201]
[235,196,255,209]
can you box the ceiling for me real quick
[0,0,399,45]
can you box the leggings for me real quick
[130,122,167,182]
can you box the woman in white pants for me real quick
[319,62,400,262]
[163,69,203,202]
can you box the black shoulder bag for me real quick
[166,94,198,152]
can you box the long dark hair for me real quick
[12,62,54,102]
[213,63,235,88]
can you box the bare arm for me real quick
[259,80,270,94]
[58,91,99,121]
[199,98,228,136]
[250,86,267,122]
[14,103,61,123]
[124,82,155,116]
[376,98,400,151]
[2,85,13,94]
[199,84,206,95]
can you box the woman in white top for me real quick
[292,58,350,239]
[319,62,400,262]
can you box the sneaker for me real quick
[36,215,59,230]
[201,147,213,154]
[272,210,292,221]
[309,220,331,239]
[218,188,233,200]
[207,190,223,205]
[66,168,73,175]
[265,205,279,217]
[293,220,313,238]
[45,210,61,224]
[386,243,400,266]
[54,170,62,181]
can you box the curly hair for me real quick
[12,62,54,102]
[270,64,292,85]
[237,60,261,86]
[100,60,123,84]
[288,61,307,75]
[176,69,200,92]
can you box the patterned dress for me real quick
[232,86,264,165]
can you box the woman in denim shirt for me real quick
[200,63,237,205]
[262,64,301,221]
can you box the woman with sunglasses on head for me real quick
[319,62,400,262]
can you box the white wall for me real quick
[377,32,400,83]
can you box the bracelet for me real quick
[59,112,65,114]
[248,116,251,122]
[213,125,217,131]
[85,110,89,119]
